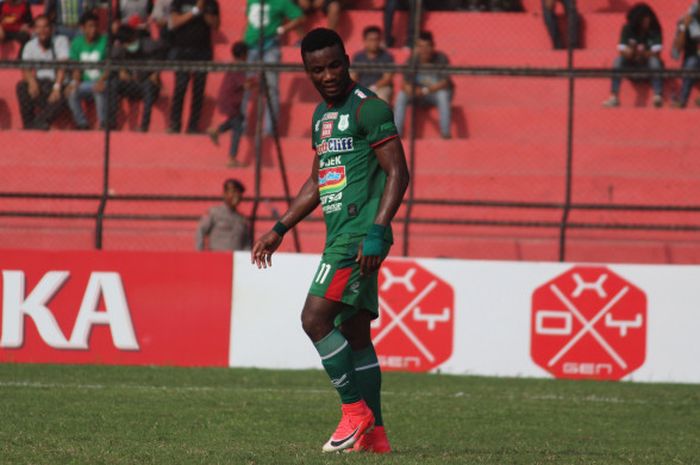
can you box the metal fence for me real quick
[1,0,699,262]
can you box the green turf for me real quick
[0,364,698,465]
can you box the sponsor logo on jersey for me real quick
[320,155,342,168]
[316,137,354,156]
[338,114,349,131]
[322,111,339,121]
[323,203,343,214]
[321,121,333,139]
[354,89,367,99]
[319,166,347,195]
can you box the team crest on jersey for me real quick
[354,89,367,99]
[321,121,333,139]
[338,114,349,132]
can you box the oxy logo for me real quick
[1,271,139,350]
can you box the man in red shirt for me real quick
[0,0,32,49]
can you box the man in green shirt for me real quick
[66,11,108,129]
[252,28,409,454]
[244,0,303,135]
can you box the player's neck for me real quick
[324,80,355,107]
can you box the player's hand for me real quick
[251,230,283,269]
[356,245,383,277]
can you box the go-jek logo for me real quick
[1,270,139,350]
[319,166,347,195]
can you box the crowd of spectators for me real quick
[6,0,700,138]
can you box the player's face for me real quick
[303,44,351,101]
[224,186,242,209]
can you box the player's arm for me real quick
[251,156,320,269]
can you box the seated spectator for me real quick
[107,25,166,131]
[394,31,453,139]
[384,0,415,48]
[296,0,342,31]
[244,0,303,136]
[167,0,220,134]
[0,0,33,50]
[65,11,108,129]
[541,0,579,49]
[350,25,394,103]
[671,1,700,108]
[207,41,253,168]
[150,0,173,42]
[112,0,154,37]
[45,0,96,40]
[196,179,250,251]
[15,14,68,130]
[465,0,522,11]
[603,3,664,108]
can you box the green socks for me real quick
[314,329,362,404]
[351,344,383,426]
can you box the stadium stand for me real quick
[0,0,698,263]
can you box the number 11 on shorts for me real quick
[315,262,332,284]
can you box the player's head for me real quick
[79,11,100,42]
[362,26,382,54]
[301,28,351,101]
[231,41,248,61]
[223,179,245,209]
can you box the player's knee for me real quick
[301,309,327,341]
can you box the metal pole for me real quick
[249,0,266,244]
[401,0,422,257]
[558,0,577,261]
[95,1,114,250]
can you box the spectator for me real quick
[296,0,342,31]
[384,0,415,48]
[603,3,664,108]
[394,31,453,139]
[244,0,303,136]
[44,0,96,39]
[167,0,220,134]
[15,14,68,130]
[542,0,579,49]
[112,0,154,37]
[65,11,108,129]
[108,25,166,131]
[150,0,173,41]
[207,41,252,167]
[195,178,250,251]
[0,0,33,49]
[671,1,700,108]
[466,0,522,11]
[350,25,394,103]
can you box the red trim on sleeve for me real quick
[370,134,399,148]
[324,267,353,301]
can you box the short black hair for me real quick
[79,11,99,26]
[32,14,50,27]
[300,28,346,61]
[116,25,138,44]
[231,41,248,59]
[418,30,434,44]
[362,25,382,38]
[223,178,245,194]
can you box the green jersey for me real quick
[244,0,302,47]
[69,34,107,82]
[311,84,399,245]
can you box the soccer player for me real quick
[251,28,409,453]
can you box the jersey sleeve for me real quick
[284,0,303,20]
[357,97,398,148]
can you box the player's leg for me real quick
[340,311,392,453]
[301,294,375,452]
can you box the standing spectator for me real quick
[44,0,96,39]
[542,0,579,49]
[0,0,33,49]
[108,25,166,131]
[167,0,220,134]
[65,11,108,129]
[244,0,303,135]
[394,31,453,139]
[15,14,68,130]
[196,179,250,251]
[350,25,394,103]
[671,1,700,108]
[296,0,342,31]
[384,0,415,48]
[112,0,154,37]
[150,0,173,42]
[603,3,664,108]
[207,41,252,167]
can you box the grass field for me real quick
[0,364,698,465]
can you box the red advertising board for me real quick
[531,266,647,380]
[373,259,454,372]
[0,250,232,366]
